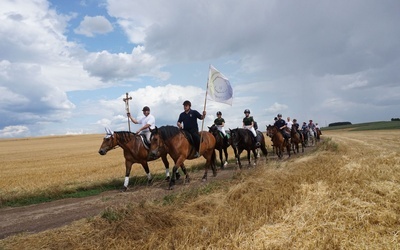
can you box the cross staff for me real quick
[123,92,132,132]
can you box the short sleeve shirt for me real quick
[138,114,155,131]
[178,109,202,132]
[274,119,286,129]
[214,118,225,126]
[243,116,254,126]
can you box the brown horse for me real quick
[229,128,268,169]
[149,126,217,189]
[98,128,171,191]
[208,124,236,169]
[316,128,322,142]
[290,126,305,153]
[266,125,291,159]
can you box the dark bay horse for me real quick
[98,128,170,191]
[290,126,305,153]
[266,125,291,159]
[149,126,217,189]
[229,128,268,169]
[208,124,235,169]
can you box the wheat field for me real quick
[1,130,399,249]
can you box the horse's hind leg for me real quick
[181,164,190,184]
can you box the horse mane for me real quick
[158,126,180,141]
[114,131,135,144]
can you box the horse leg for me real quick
[140,161,153,185]
[223,148,228,167]
[247,150,251,168]
[219,149,224,169]
[181,164,190,184]
[252,149,257,166]
[161,155,171,181]
[169,165,178,190]
[122,161,133,191]
[237,149,243,169]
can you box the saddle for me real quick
[139,134,151,149]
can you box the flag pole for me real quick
[199,65,211,156]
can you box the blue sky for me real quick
[1,0,400,138]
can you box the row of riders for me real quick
[98,100,320,190]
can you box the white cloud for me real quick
[74,15,113,37]
[0,125,30,138]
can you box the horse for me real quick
[98,128,172,191]
[290,126,305,153]
[266,125,291,159]
[229,128,268,169]
[149,126,217,189]
[208,124,234,169]
[316,128,322,142]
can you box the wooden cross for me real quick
[123,92,132,132]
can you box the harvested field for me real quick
[0,130,399,249]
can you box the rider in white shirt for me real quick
[286,117,293,130]
[127,106,155,142]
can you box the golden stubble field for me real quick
[0,130,399,249]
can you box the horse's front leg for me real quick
[247,150,252,168]
[123,161,133,192]
[219,149,224,169]
[161,155,170,181]
[139,161,153,185]
[223,148,228,167]
[236,148,243,169]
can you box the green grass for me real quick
[322,121,400,131]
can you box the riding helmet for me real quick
[277,113,282,117]
[182,100,191,106]
[142,106,150,112]
[244,109,250,114]
[216,111,222,115]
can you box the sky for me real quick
[1,0,399,138]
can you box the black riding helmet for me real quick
[244,109,250,114]
[216,111,222,115]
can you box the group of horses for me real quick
[266,125,321,159]
[98,124,270,190]
[98,123,321,191]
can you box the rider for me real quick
[292,118,302,138]
[301,121,308,138]
[127,106,155,144]
[177,100,206,158]
[214,111,229,146]
[242,109,259,146]
[315,122,322,134]
[274,113,290,141]
[286,116,293,130]
[308,119,316,137]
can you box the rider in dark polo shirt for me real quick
[177,100,206,158]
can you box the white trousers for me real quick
[217,126,227,136]
[244,126,257,137]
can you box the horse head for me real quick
[98,127,117,155]
[149,126,163,159]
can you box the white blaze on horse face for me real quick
[124,176,129,187]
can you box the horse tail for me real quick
[260,144,268,156]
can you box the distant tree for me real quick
[391,118,400,121]
[328,122,352,127]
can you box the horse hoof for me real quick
[176,173,181,180]
[147,179,153,185]
[224,161,228,166]
[202,178,207,182]
[165,176,170,181]
[121,186,128,192]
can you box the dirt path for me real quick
[0,161,243,239]
[0,143,311,240]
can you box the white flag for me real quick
[207,65,233,105]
